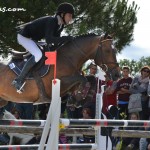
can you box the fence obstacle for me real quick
[0,144,97,150]
[1,119,150,127]
[112,129,150,138]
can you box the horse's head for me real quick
[94,35,121,81]
[58,33,120,81]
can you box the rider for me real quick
[12,2,75,92]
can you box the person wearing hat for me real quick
[12,2,75,92]
[129,66,150,120]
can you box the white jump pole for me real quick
[95,68,106,150]
[46,79,61,150]
[38,79,61,150]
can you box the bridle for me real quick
[94,38,119,69]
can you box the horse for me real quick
[0,34,120,107]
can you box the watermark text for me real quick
[0,7,26,12]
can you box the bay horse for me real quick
[0,34,120,107]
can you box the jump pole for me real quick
[38,51,61,150]
[38,79,61,150]
[1,119,150,127]
[95,68,106,150]
[0,144,97,150]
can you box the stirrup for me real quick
[12,80,26,94]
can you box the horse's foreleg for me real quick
[0,98,8,108]
[60,74,87,94]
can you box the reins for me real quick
[94,38,119,68]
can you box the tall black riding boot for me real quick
[12,56,36,92]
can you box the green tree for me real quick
[0,0,139,56]
[119,56,150,76]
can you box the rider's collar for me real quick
[57,15,64,26]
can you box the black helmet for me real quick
[56,2,75,16]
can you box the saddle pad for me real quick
[8,59,49,79]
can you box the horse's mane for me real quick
[58,33,99,52]
[74,33,98,39]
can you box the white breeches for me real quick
[17,34,42,62]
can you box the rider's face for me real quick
[64,13,73,24]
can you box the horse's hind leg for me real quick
[0,98,8,108]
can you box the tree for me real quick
[0,0,139,56]
[119,56,150,76]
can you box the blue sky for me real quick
[117,0,150,61]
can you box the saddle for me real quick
[9,42,50,79]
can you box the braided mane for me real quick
[74,33,98,39]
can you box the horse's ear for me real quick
[104,33,113,39]
[104,33,108,39]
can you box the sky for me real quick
[117,0,150,61]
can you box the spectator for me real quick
[11,107,21,119]
[4,102,15,112]
[140,76,150,150]
[139,127,150,150]
[86,63,99,103]
[120,112,140,150]
[102,72,117,117]
[78,107,95,143]
[88,63,98,76]
[129,66,150,120]
[81,63,99,118]
[66,63,98,118]
[60,94,69,118]
[14,103,34,119]
[38,104,50,120]
[82,107,92,119]
[148,138,150,150]
[116,66,132,119]
[148,75,150,120]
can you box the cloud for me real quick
[117,44,149,61]
[118,0,150,61]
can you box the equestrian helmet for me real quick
[56,2,75,16]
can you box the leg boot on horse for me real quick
[12,56,36,93]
